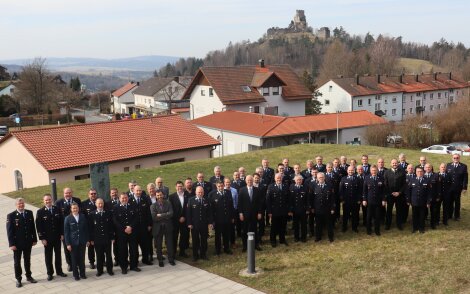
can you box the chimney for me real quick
[433,73,437,80]
[415,74,419,82]
[398,74,403,84]
[449,72,452,80]
[258,59,265,68]
[376,74,381,83]
[355,74,359,85]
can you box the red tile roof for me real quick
[326,73,469,97]
[182,64,312,105]
[112,82,138,97]
[2,115,219,171]
[192,110,386,138]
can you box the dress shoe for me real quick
[159,261,164,267]
[385,226,391,231]
[314,239,321,242]
[179,252,189,258]
[301,239,307,243]
[90,263,96,269]
[47,275,53,281]
[397,225,404,231]
[131,267,141,272]
[27,277,37,283]
[419,230,425,234]
[108,271,114,276]
[80,275,87,279]
[122,269,128,274]
[16,280,22,288]
[367,231,372,235]
[142,261,153,266]
[271,243,277,248]
[341,228,347,233]
[294,238,300,242]
[169,261,176,266]
[375,232,381,236]
[74,276,80,281]
[67,265,72,272]
[255,246,262,251]
[96,272,103,277]
[57,272,67,277]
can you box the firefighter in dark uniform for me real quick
[80,189,97,269]
[35,194,67,281]
[312,173,335,242]
[209,181,234,255]
[89,198,115,276]
[363,166,386,236]
[437,163,452,225]
[186,186,213,261]
[406,167,432,233]
[266,173,290,247]
[128,185,153,265]
[289,175,309,242]
[404,164,415,223]
[55,187,81,272]
[306,168,319,237]
[113,193,140,274]
[355,165,366,226]
[193,172,213,197]
[262,159,275,185]
[424,164,439,229]
[325,163,341,222]
[315,156,326,173]
[277,164,292,187]
[253,172,267,243]
[446,154,468,220]
[106,188,120,266]
[339,166,361,232]
[384,159,407,230]
[7,198,38,288]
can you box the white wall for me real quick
[0,84,15,97]
[353,93,403,122]
[190,85,225,119]
[113,88,137,114]
[317,81,353,113]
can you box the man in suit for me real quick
[340,156,350,173]
[225,178,239,248]
[311,173,336,242]
[437,163,452,225]
[361,155,371,175]
[306,167,319,237]
[406,167,432,233]
[415,156,427,172]
[89,198,114,276]
[36,194,67,281]
[128,185,153,265]
[126,180,137,198]
[277,164,292,187]
[266,173,290,247]
[253,172,267,241]
[193,172,212,196]
[155,177,170,200]
[64,203,90,281]
[209,166,225,189]
[282,158,294,177]
[186,186,213,261]
[325,163,341,222]
[169,181,190,257]
[113,193,140,274]
[209,181,234,255]
[55,187,81,272]
[231,171,246,192]
[314,156,326,173]
[404,164,415,223]
[289,175,309,242]
[7,198,38,288]
[301,160,315,179]
[339,166,361,232]
[446,154,468,220]
[290,164,305,184]
[261,159,275,185]
[398,153,409,171]
[185,177,195,197]
[238,166,247,183]
[151,191,175,267]
[384,159,407,230]
[424,163,439,229]
[333,158,347,178]
[356,165,367,226]
[238,175,263,251]
[105,188,120,266]
[363,166,386,236]
[81,189,97,269]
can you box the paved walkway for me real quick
[0,194,263,293]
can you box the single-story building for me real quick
[0,115,219,193]
[192,110,387,157]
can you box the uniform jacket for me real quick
[339,175,361,204]
[363,175,386,205]
[208,190,234,224]
[89,210,114,245]
[36,205,63,241]
[186,196,212,228]
[446,162,468,192]
[266,183,289,216]
[64,213,89,247]
[150,200,173,236]
[311,182,335,214]
[55,197,82,217]
[112,204,137,236]
[7,209,37,248]
[192,181,212,196]
[406,177,432,207]
[436,172,452,200]
[289,183,309,215]
[238,186,262,221]
[384,168,407,197]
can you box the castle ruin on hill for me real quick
[266,10,330,40]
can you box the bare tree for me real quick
[368,35,399,75]
[317,40,352,84]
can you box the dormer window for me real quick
[263,87,269,96]
[272,86,279,95]
[241,86,252,92]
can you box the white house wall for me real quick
[317,81,353,113]
[190,85,225,119]
[353,93,403,122]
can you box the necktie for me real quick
[22,212,25,218]
[49,208,53,214]
[249,188,252,201]
[419,178,422,183]
[137,198,140,205]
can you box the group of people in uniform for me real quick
[6,153,468,288]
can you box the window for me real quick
[368,99,371,106]
[392,97,397,103]
[450,97,454,103]
[160,158,185,166]
[201,89,205,96]
[329,85,333,92]
[416,100,421,107]
[417,92,421,97]
[124,167,130,172]
[438,93,441,98]
[375,103,381,111]
[423,93,426,99]
[135,165,141,170]
[385,99,388,104]
[263,87,269,96]
[423,106,426,111]
[410,108,413,114]
[384,109,387,115]
[74,174,90,180]
[392,109,396,116]
[430,93,434,99]
[254,106,260,113]
[357,99,363,107]
[241,86,251,92]
[444,103,447,108]
[325,99,330,106]
[410,96,413,102]
[209,88,214,97]
[438,104,441,109]
[376,95,381,100]
[402,108,406,115]
[402,96,406,103]
[445,92,448,98]
[450,89,454,93]
[272,86,279,95]
[430,105,434,111]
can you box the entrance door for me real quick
[14,170,23,190]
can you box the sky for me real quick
[1,0,469,60]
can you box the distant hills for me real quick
[0,55,181,73]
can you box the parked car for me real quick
[421,144,461,155]
[387,134,402,144]
[448,142,470,152]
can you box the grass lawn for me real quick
[6,144,470,293]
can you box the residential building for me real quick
[182,60,312,119]
[111,81,139,114]
[133,77,187,114]
[192,110,386,157]
[317,73,469,121]
[0,115,219,193]
[0,82,15,97]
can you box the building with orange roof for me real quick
[317,73,469,121]
[192,110,386,157]
[111,81,139,114]
[0,115,219,193]
[182,60,312,119]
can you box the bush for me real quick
[363,123,393,146]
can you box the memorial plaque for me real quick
[90,162,110,201]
